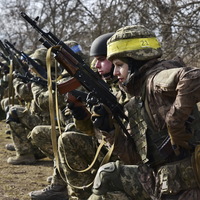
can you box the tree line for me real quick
[0,0,199,67]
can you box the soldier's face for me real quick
[94,56,113,75]
[113,59,129,83]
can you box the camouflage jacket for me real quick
[107,58,200,166]
[13,77,33,103]
[13,77,65,125]
[31,81,66,124]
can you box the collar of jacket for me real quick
[122,58,160,96]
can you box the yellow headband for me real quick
[107,37,161,55]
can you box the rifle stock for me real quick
[21,12,132,139]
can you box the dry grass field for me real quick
[0,120,53,200]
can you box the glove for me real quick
[167,124,192,158]
[86,92,98,106]
[68,102,89,120]
[65,92,90,120]
[91,104,114,132]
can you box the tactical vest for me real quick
[124,93,200,168]
[125,96,167,166]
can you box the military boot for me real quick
[5,143,15,151]
[7,154,36,165]
[29,184,68,200]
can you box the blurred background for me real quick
[0,0,199,67]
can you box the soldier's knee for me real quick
[6,107,20,123]
[30,126,40,141]
[92,161,123,195]
[58,131,77,145]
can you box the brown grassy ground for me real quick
[0,120,53,200]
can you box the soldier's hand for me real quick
[67,102,89,120]
[65,92,90,120]
[91,104,114,132]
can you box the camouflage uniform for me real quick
[0,71,8,119]
[6,78,56,163]
[0,62,9,100]
[29,41,85,159]
[57,74,128,200]
[0,61,19,120]
[0,50,34,115]
[58,119,103,199]
[29,76,74,190]
[29,41,89,200]
[6,48,65,164]
[29,40,88,163]
[88,25,200,200]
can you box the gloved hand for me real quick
[167,124,192,158]
[68,102,89,120]
[65,92,90,120]
[91,103,114,132]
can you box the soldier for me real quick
[5,47,65,165]
[29,41,87,200]
[1,49,34,115]
[29,40,84,162]
[30,33,122,200]
[0,61,10,120]
[56,32,131,200]
[90,33,129,104]
[88,25,200,200]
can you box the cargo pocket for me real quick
[156,157,198,197]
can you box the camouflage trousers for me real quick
[7,105,45,158]
[58,131,106,200]
[29,125,66,186]
[88,162,150,200]
[88,157,200,200]
[30,125,63,159]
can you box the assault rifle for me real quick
[14,72,49,87]
[0,52,9,64]
[0,40,10,59]
[21,12,131,139]
[4,40,47,80]
[0,40,26,75]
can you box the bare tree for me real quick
[0,0,199,67]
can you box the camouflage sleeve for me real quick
[31,82,65,111]
[31,82,50,110]
[166,67,200,149]
[13,77,33,102]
